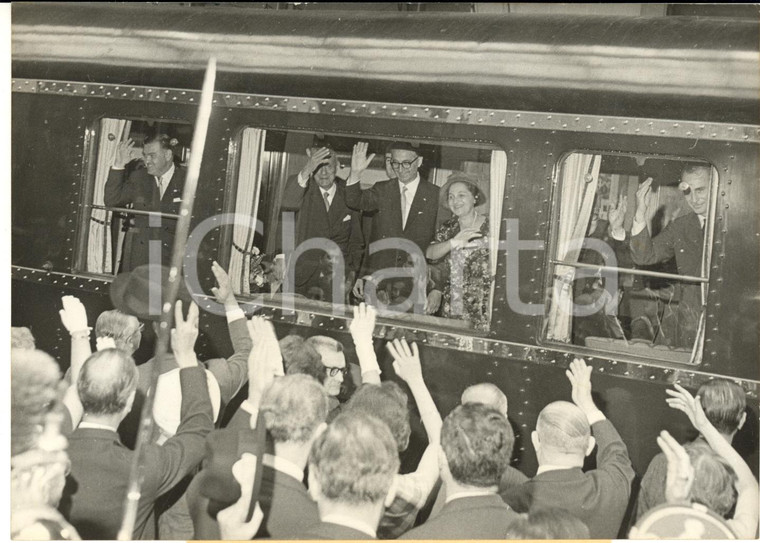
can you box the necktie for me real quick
[156,176,164,200]
[400,186,408,229]
[323,191,331,212]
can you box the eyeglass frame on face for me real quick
[390,156,420,170]
[327,366,348,378]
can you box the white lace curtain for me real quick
[229,128,265,295]
[87,119,132,274]
[488,150,508,319]
[545,153,602,342]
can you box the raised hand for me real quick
[350,303,377,341]
[424,289,442,315]
[608,194,627,233]
[387,339,424,385]
[171,300,199,368]
[565,358,600,419]
[59,295,89,334]
[217,453,264,540]
[657,430,694,505]
[352,277,365,299]
[246,316,284,405]
[210,261,235,306]
[665,384,710,432]
[634,178,654,221]
[452,227,483,245]
[300,147,332,178]
[351,142,376,174]
[113,138,135,169]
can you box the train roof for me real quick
[11,2,760,125]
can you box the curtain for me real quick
[229,128,265,295]
[488,150,508,318]
[545,153,602,342]
[88,119,131,274]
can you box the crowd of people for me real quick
[9,257,758,540]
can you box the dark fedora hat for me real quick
[110,264,192,321]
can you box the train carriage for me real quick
[10,3,760,535]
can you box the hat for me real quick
[153,368,222,445]
[110,264,192,321]
[439,172,488,210]
[631,503,736,539]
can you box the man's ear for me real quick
[417,156,423,169]
[307,465,321,502]
[585,435,596,457]
[163,148,174,164]
[438,446,451,480]
[530,430,540,453]
[305,148,312,158]
[738,411,747,431]
[124,389,137,415]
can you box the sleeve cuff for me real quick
[587,409,607,426]
[610,228,626,241]
[297,172,309,187]
[111,166,125,170]
[631,217,647,236]
[240,400,259,418]
[225,308,246,323]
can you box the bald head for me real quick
[461,383,508,416]
[536,401,591,456]
[78,349,138,416]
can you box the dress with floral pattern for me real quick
[431,216,490,331]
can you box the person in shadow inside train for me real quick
[609,164,711,348]
[347,141,440,312]
[425,173,491,331]
[280,141,364,304]
[105,134,186,272]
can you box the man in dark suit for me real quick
[105,134,186,271]
[501,358,635,539]
[346,142,440,311]
[280,143,363,303]
[609,164,711,347]
[59,303,213,540]
[296,412,399,539]
[401,403,520,539]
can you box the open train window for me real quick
[78,117,192,275]
[543,152,717,365]
[226,127,507,334]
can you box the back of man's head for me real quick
[536,401,591,457]
[686,441,737,517]
[305,335,343,355]
[461,383,508,416]
[505,508,590,540]
[11,327,36,350]
[95,310,142,354]
[260,374,328,444]
[441,403,514,487]
[279,334,326,384]
[697,379,746,436]
[346,382,411,452]
[78,349,138,416]
[309,411,399,506]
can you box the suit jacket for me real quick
[298,521,376,540]
[256,462,320,538]
[501,419,635,539]
[345,178,439,276]
[280,175,364,289]
[630,211,703,277]
[401,494,520,539]
[60,367,213,540]
[104,165,186,271]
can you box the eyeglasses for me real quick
[327,366,348,378]
[390,157,419,170]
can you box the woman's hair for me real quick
[444,172,487,207]
[95,310,142,353]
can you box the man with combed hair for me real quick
[298,411,399,539]
[252,374,328,538]
[60,302,213,540]
[637,378,747,519]
[501,358,635,539]
[401,403,520,539]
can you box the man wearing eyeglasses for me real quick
[346,141,440,310]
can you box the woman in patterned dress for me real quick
[426,173,491,331]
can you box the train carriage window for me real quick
[544,152,717,364]
[79,118,192,275]
[228,127,507,334]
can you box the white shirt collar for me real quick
[320,183,337,205]
[445,488,496,504]
[320,513,377,538]
[536,463,576,475]
[263,453,304,482]
[398,174,420,199]
[157,163,175,198]
[78,421,118,432]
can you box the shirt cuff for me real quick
[631,217,647,236]
[297,172,309,188]
[111,166,125,170]
[587,409,607,426]
[609,228,626,241]
[226,307,245,323]
[240,400,259,420]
